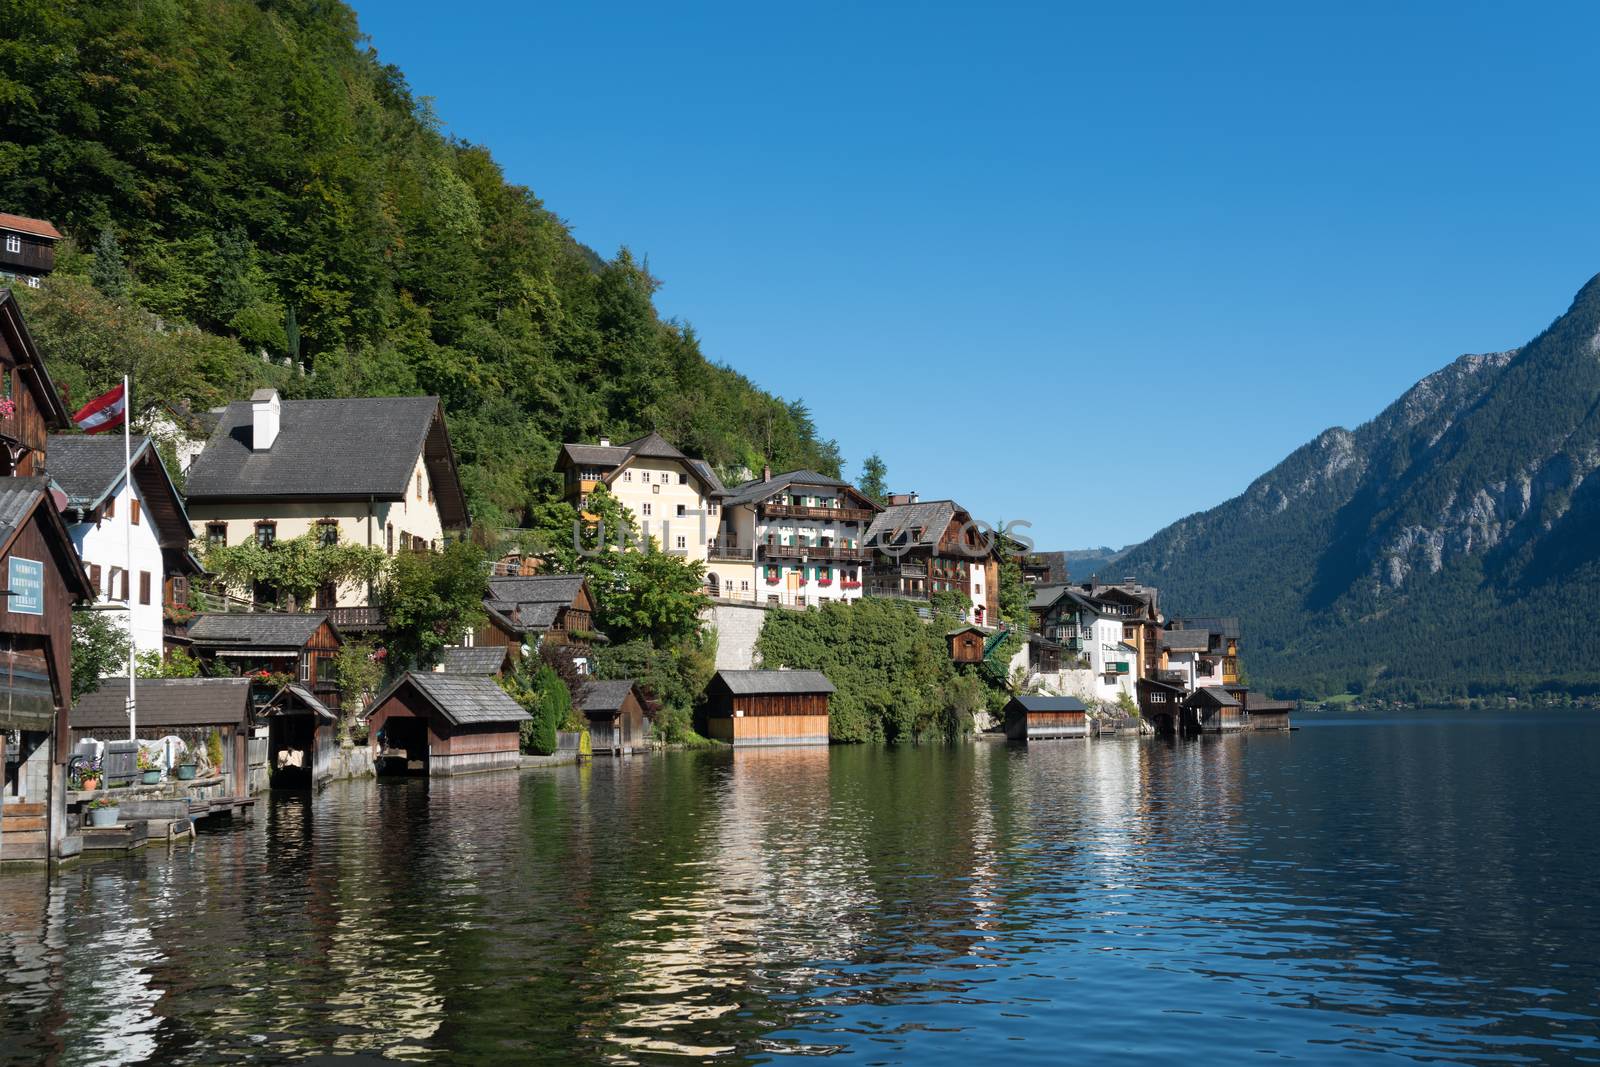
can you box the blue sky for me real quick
[356,1,1600,549]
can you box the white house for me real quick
[48,434,201,664]
[555,432,726,562]
[1026,584,1140,704]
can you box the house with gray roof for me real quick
[1003,694,1089,741]
[863,497,1000,626]
[71,677,256,794]
[187,612,345,712]
[578,679,648,755]
[182,388,467,622]
[555,432,725,565]
[703,669,835,746]
[707,466,881,607]
[476,574,596,658]
[365,670,530,776]
[49,433,202,659]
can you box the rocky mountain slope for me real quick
[1117,272,1600,701]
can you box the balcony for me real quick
[707,540,756,561]
[759,502,875,523]
[327,606,385,631]
[759,542,874,562]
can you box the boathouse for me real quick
[1245,694,1295,731]
[1185,686,1244,732]
[1003,694,1089,741]
[703,669,834,746]
[71,677,256,796]
[947,625,987,664]
[579,679,647,755]
[365,671,529,776]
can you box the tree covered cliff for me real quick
[0,0,840,524]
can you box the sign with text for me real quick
[7,556,45,616]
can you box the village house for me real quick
[49,434,202,661]
[1003,694,1089,741]
[708,467,880,607]
[187,612,343,713]
[365,671,529,776]
[864,496,1000,625]
[555,432,725,562]
[947,624,988,664]
[1026,584,1142,703]
[578,679,648,755]
[1,290,95,866]
[702,669,834,747]
[477,574,596,666]
[0,213,59,290]
[183,390,469,628]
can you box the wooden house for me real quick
[947,625,987,664]
[478,574,596,655]
[1136,676,1188,734]
[1244,694,1295,731]
[703,669,834,747]
[71,677,254,796]
[0,289,72,478]
[1185,686,1244,732]
[579,679,647,755]
[863,498,1000,626]
[187,613,344,712]
[365,672,529,776]
[0,214,60,290]
[1003,695,1089,741]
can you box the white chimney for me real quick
[251,388,280,451]
[599,436,611,447]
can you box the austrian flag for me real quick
[72,382,126,434]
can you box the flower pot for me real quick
[176,763,197,781]
[80,779,100,793]
[88,806,119,828]
[141,769,161,785]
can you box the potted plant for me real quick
[86,796,120,828]
[136,747,162,785]
[175,744,198,780]
[73,756,104,792]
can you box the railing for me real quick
[328,606,384,630]
[759,503,875,522]
[759,542,873,562]
[706,584,861,609]
[706,540,756,560]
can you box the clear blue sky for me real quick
[355,1,1599,549]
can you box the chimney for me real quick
[250,388,280,451]
[888,492,920,506]
[599,436,611,447]
[762,464,771,482]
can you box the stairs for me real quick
[2,801,48,862]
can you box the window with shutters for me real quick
[139,571,151,605]
[316,519,338,547]
[254,521,276,547]
[130,499,141,525]
[119,569,129,602]
[90,563,102,593]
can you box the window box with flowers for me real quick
[817,578,833,587]
[841,580,863,590]
[0,397,15,421]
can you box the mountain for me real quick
[1118,273,1600,702]
[0,0,839,526]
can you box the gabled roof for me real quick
[0,477,93,600]
[712,669,835,696]
[686,459,727,497]
[863,499,961,548]
[1029,583,1071,611]
[722,468,862,507]
[72,677,252,730]
[48,434,193,547]
[0,290,72,428]
[441,645,510,675]
[580,679,642,714]
[376,671,530,726]
[1189,686,1241,707]
[1174,616,1240,639]
[188,612,332,648]
[183,394,468,527]
[557,432,724,497]
[484,574,587,635]
[1161,629,1212,653]
[1007,695,1088,713]
[0,213,61,240]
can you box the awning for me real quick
[214,648,297,658]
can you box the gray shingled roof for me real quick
[486,575,585,606]
[46,435,154,508]
[864,499,961,548]
[1008,695,1087,713]
[71,677,253,730]
[188,613,331,648]
[1029,583,1071,611]
[580,679,639,713]
[441,646,509,675]
[714,669,835,695]
[184,395,454,505]
[1192,686,1241,707]
[0,478,47,545]
[560,441,633,468]
[1176,616,1241,639]
[722,468,852,507]
[391,671,530,725]
[687,459,727,497]
[1161,629,1211,652]
[0,477,93,597]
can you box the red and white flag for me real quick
[72,382,126,434]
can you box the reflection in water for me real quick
[2,711,1599,1064]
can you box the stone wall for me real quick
[707,602,769,671]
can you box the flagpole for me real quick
[124,374,136,742]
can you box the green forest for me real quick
[0,0,840,527]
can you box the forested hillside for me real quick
[1120,273,1600,703]
[0,0,839,524]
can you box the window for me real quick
[24,275,38,289]
[675,536,686,550]
[254,521,276,548]
[4,235,19,254]
[206,522,227,549]
[679,472,688,484]
[386,524,394,553]
[641,471,650,483]
[118,569,129,602]
[676,504,686,517]
[130,499,141,526]
[740,580,749,592]
[139,571,151,605]
[642,502,652,516]
[89,563,102,593]
[316,519,338,547]
[623,470,632,482]
[708,502,718,515]
[299,655,311,683]
[417,473,423,499]
[317,656,338,684]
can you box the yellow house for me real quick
[183,389,468,626]
[556,432,725,563]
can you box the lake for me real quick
[2,709,1597,1064]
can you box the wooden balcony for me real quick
[759,542,873,562]
[327,606,385,631]
[759,503,874,522]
